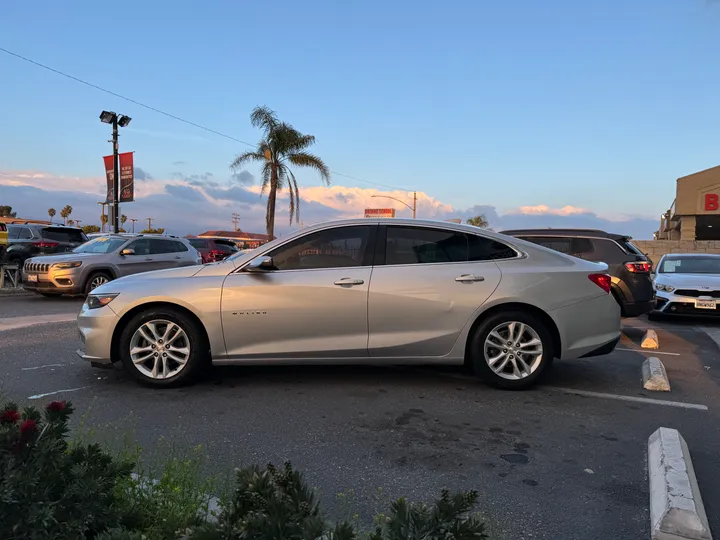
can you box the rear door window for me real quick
[8,227,20,240]
[468,235,517,261]
[385,226,468,264]
[41,227,86,243]
[151,239,184,254]
[173,241,189,252]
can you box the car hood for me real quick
[655,273,720,289]
[27,252,104,264]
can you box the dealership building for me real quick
[657,165,720,241]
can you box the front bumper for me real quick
[76,302,120,365]
[22,268,84,295]
[654,291,720,316]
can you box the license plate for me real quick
[695,299,716,310]
[26,274,38,283]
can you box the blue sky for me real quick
[2,0,720,237]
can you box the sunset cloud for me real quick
[511,204,590,216]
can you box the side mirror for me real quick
[120,248,135,256]
[245,255,275,272]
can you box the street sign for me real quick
[364,208,396,218]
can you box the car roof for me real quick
[662,253,720,258]
[500,228,632,241]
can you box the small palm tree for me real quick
[231,106,330,239]
[100,213,108,232]
[59,205,73,225]
[121,214,127,227]
[466,215,489,228]
[48,208,56,222]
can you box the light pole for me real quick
[371,191,417,218]
[99,111,132,233]
[97,202,106,232]
[130,218,138,233]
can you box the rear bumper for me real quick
[621,300,655,317]
[550,294,622,360]
[580,335,620,358]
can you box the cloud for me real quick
[509,204,590,216]
[0,169,660,239]
[230,170,255,186]
[134,167,153,181]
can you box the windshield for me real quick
[226,249,254,262]
[659,256,720,274]
[73,237,127,254]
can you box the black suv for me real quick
[4,224,88,266]
[501,228,654,317]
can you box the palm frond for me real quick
[289,169,300,224]
[260,161,273,195]
[231,150,265,171]
[287,152,331,185]
[250,106,279,135]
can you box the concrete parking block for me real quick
[642,329,660,349]
[648,427,712,540]
[643,357,671,392]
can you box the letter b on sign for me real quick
[706,194,719,211]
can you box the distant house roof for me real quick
[0,217,52,225]
[198,230,270,242]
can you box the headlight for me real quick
[655,283,675,292]
[85,294,118,309]
[52,261,82,269]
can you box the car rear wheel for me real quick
[84,271,112,295]
[468,311,554,390]
[118,308,206,387]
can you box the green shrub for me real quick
[0,400,134,540]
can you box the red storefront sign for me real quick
[103,152,135,203]
[705,194,719,211]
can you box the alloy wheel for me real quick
[90,275,109,290]
[129,320,191,379]
[483,321,543,380]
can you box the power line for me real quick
[0,46,410,192]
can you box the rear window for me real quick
[620,240,645,257]
[41,227,87,243]
[518,236,593,256]
[0,224,6,232]
[214,239,239,250]
[189,239,208,249]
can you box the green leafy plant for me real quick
[0,400,134,540]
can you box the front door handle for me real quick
[455,274,485,282]
[334,278,365,286]
[175,256,182,259]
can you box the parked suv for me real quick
[188,237,239,263]
[501,228,654,317]
[22,234,202,296]
[5,224,88,266]
[0,223,7,261]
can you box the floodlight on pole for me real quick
[99,110,131,233]
[118,115,132,127]
[99,111,117,124]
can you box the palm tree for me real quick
[48,208,56,222]
[59,205,73,225]
[121,214,127,227]
[231,106,330,239]
[466,215,489,228]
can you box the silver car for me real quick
[23,234,202,296]
[652,253,720,317]
[77,219,621,390]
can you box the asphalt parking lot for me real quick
[1,294,720,539]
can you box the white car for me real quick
[652,253,720,316]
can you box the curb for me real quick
[642,329,660,349]
[643,357,671,392]
[0,313,77,332]
[648,427,712,540]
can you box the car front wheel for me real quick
[118,308,207,387]
[468,311,554,390]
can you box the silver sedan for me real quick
[77,219,621,390]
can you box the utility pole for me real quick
[413,191,417,219]
[231,213,240,231]
[146,217,154,231]
[130,218,138,233]
[75,220,82,229]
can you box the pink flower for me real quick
[46,401,66,413]
[19,419,37,436]
[0,410,20,425]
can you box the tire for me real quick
[468,310,554,390]
[118,308,207,387]
[84,271,112,295]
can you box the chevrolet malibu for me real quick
[77,219,621,390]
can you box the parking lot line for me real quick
[544,386,708,411]
[27,386,90,400]
[615,348,681,356]
[21,363,65,371]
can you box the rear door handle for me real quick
[174,256,182,259]
[144,257,153,261]
[455,274,485,282]
[334,278,365,286]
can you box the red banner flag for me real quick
[119,152,134,202]
[103,155,114,204]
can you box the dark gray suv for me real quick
[22,234,202,296]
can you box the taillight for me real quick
[589,273,612,293]
[625,261,651,273]
[210,249,224,260]
[32,241,59,249]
